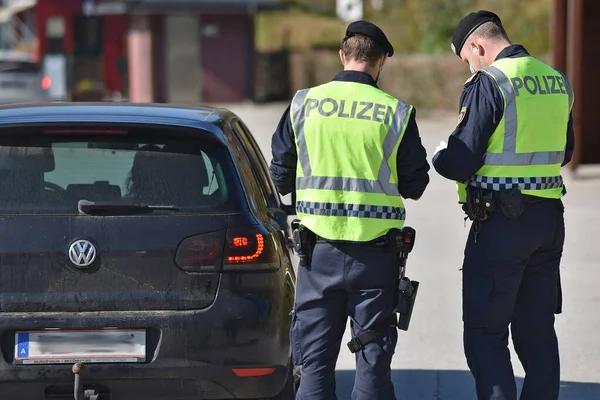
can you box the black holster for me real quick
[291,219,316,269]
[495,187,524,220]
[396,274,420,331]
[463,186,496,221]
[386,228,419,332]
[463,186,526,221]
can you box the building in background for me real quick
[122,0,283,104]
[32,0,283,103]
[0,0,37,56]
[553,0,600,170]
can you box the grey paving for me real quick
[213,102,600,399]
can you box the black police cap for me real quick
[451,10,502,57]
[344,20,394,57]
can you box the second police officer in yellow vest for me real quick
[270,21,430,400]
[433,11,574,400]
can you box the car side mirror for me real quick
[280,192,297,215]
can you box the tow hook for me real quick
[72,362,100,400]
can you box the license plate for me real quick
[14,329,146,365]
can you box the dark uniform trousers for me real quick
[462,199,565,400]
[291,239,399,400]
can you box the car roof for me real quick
[0,102,239,140]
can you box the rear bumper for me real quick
[1,364,292,399]
[0,270,296,399]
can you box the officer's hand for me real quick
[434,140,447,155]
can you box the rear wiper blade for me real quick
[78,200,179,215]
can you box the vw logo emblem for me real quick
[68,240,97,268]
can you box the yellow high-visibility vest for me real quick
[456,56,574,203]
[290,81,413,242]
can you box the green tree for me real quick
[366,0,552,54]
[259,0,552,55]
[473,0,552,55]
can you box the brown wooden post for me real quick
[552,0,567,73]
[567,0,583,171]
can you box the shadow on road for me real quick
[334,369,600,399]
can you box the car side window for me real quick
[231,119,279,208]
[236,120,282,204]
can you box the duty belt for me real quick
[521,193,555,203]
[315,234,389,247]
[483,189,556,204]
[464,187,559,243]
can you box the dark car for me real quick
[0,103,299,400]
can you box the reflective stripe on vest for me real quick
[477,65,570,166]
[296,201,406,220]
[467,175,564,191]
[292,88,410,197]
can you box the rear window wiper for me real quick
[78,200,179,215]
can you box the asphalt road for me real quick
[217,102,600,400]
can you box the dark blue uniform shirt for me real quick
[269,70,431,199]
[432,44,575,182]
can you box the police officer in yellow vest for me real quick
[270,21,430,400]
[433,11,574,400]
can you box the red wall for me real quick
[103,15,127,93]
[36,0,80,55]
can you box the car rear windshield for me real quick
[0,126,247,215]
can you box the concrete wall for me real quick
[165,14,200,104]
[128,15,153,103]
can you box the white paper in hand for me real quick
[435,140,448,154]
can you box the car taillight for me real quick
[223,227,280,271]
[174,227,280,273]
[227,234,264,263]
[41,75,51,90]
[175,230,226,273]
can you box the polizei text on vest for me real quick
[510,75,568,96]
[305,98,395,124]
